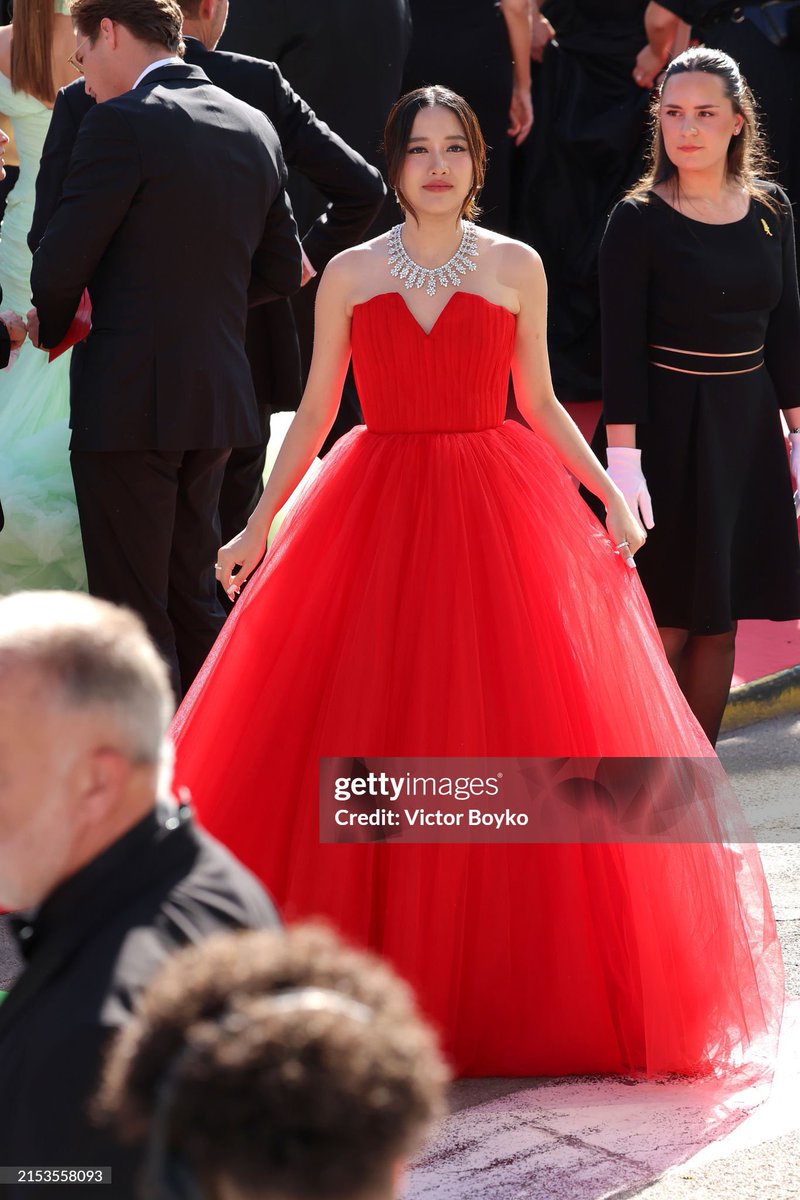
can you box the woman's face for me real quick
[660,71,743,177]
[398,105,474,220]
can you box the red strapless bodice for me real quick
[350,291,516,433]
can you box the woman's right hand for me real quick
[215,521,269,601]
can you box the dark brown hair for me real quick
[10,0,57,105]
[628,47,777,212]
[384,85,486,224]
[97,924,448,1200]
[70,0,185,55]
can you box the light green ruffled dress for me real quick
[0,5,87,593]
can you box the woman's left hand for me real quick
[605,495,647,568]
[789,432,800,516]
[789,431,800,488]
[508,87,533,145]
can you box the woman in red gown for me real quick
[172,87,782,1078]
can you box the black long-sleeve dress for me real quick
[589,184,800,634]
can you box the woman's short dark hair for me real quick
[628,47,777,211]
[97,924,448,1200]
[383,86,487,224]
[70,0,185,56]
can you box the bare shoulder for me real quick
[471,229,545,313]
[475,226,541,273]
[322,233,393,314]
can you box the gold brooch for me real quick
[761,218,773,236]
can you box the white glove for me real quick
[606,447,655,530]
[789,432,800,516]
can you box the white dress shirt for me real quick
[132,56,184,89]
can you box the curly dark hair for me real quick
[383,86,487,225]
[97,924,448,1199]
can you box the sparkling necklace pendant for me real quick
[388,221,479,298]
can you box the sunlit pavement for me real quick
[403,714,800,1200]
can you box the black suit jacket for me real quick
[184,38,385,268]
[30,46,384,272]
[219,0,411,237]
[31,63,302,452]
[0,806,279,1199]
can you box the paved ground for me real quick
[403,713,800,1200]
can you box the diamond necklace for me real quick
[388,221,479,297]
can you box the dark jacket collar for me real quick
[0,804,198,1034]
[134,61,210,89]
[11,808,169,959]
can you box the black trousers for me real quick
[218,298,303,545]
[71,447,230,700]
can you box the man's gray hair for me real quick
[0,592,174,766]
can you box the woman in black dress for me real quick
[592,46,800,744]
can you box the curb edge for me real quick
[721,665,800,732]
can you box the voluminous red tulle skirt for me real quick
[173,421,783,1077]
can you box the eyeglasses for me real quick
[67,36,90,75]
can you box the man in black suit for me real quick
[29,1,384,558]
[181,0,386,540]
[29,0,302,699]
[0,591,280,1198]
[220,0,412,449]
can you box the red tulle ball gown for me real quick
[173,290,782,1077]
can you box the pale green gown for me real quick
[0,2,87,592]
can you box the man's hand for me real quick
[633,44,667,90]
[530,12,556,63]
[508,86,534,145]
[0,309,28,351]
[25,307,41,348]
[634,3,688,88]
[300,247,317,288]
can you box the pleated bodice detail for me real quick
[351,291,515,433]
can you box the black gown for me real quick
[587,185,800,634]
